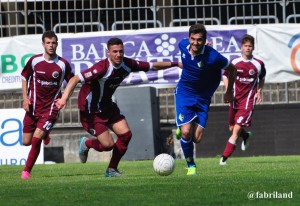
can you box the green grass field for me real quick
[0,156,299,206]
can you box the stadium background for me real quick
[0,0,300,164]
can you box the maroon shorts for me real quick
[22,111,59,134]
[228,106,253,127]
[80,102,125,137]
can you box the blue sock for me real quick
[180,137,196,167]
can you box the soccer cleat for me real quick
[219,156,227,166]
[43,135,51,145]
[241,131,253,151]
[175,127,182,140]
[21,171,31,179]
[105,168,123,177]
[186,165,197,175]
[79,137,89,163]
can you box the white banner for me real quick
[0,109,44,165]
[255,24,300,83]
[0,24,299,91]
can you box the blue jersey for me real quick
[176,39,230,99]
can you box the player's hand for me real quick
[256,91,262,104]
[23,98,31,112]
[56,98,67,109]
[223,91,234,103]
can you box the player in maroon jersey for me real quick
[21,31,74,179]
[220,34,266,165]
[56,37,180,177]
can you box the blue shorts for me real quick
[175,92,210,128]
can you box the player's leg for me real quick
[237,108,254,151]
[78,112,114,163]
[42,132,51,145]
[21,128,45,179]
[220,107,238,165]
[179,123,198,175]
[220,124,241,165]
[106,119,132,177]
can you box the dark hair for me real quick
[42,30,58,42]
[242,34,255,46]
[107,37,123,49]
[189,24,207,39]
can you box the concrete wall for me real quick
[45,104,300,163]
[196,104,300,157]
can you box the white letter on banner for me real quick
[226,36,240,52]
[72,61,94,74]
[71,44,85,61]
[136,41,152,58]
[124,41,136,58]
[85,44,100,60]
[211,37,225,52]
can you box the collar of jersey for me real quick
[108,59,124,69]
[187,45,205,57]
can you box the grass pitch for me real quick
[0,156,299,206]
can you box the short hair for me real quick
[42,30,58,43]
[242,34,255,46]
[189,24,207,39]
[107,37,123,49]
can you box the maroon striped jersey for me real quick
[223,56,266,109]
[77,57,151,113]
[21,54,74,116]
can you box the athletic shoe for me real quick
[186,165,197,175]
[21,171,31,179]
[43,135,51,145]
[175,127,182,140]
[79,137,89,163]
[105,168,123,177]
[241,131,253,151]
[219,156,227,166]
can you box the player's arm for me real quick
[222,71,229,91]
[151,62,182,70]
[22,79,31,112]
[256,79,265,104]
[56,75,80,109]
[223,63,237,103]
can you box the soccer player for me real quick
[175,24,237,175]
[220,34,266,165]
[55,37,180,177]
[21,31,74,179]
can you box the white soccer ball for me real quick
[153,153,175,176]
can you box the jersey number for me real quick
[43,121,53,131]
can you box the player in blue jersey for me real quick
[175,24,237,175]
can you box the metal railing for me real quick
[1,81,300,126]
[1,0,300,37]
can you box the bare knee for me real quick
[101,139,115,149]
[22,134,32,146]
[181,128,190,139]
[193,132,203,143]
[22,140,31,146]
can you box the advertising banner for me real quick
[0,24,299,91]
[0,109,44,165]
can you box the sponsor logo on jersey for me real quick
[237,77,254,83]
[37,79,58,86]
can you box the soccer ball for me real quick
[153,153,175,176]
